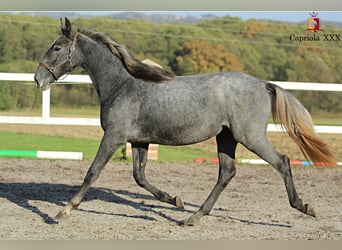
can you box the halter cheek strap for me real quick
[39,32,78,81]
[39,61,59,81]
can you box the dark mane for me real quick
[79,29,174,83]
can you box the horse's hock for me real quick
[125,143,159,160]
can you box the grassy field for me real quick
[0,131,101,159]
[0,107,341,163]
[1,128,341,163]
[0,131,216,161]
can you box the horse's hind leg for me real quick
[241,134,316,217]
[183,127,237,226]
[132,143,184,208]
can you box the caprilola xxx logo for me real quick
[306,11,323,32]
[289,12,340,43]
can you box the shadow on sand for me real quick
[0,182,191,225]
[0,182,291,228]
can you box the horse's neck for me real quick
[80,37,133,103]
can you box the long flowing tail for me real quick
[266,83,335,166]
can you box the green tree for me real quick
[260,47,290,81]
[242,22,265,39]
[238,45,267,79]
[0,26,27,63]
[0,84,14,110]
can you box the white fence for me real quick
[0,72,341,134]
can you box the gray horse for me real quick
[34,18,335,226]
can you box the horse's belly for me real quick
[138,115,224,146]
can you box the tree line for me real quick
[0,14,341,113]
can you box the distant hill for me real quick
[12,11,221,24]
[109,12,219,23]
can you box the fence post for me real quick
[42,88,50,118]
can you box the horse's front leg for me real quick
[132,143,184,208]
[55,131,124,220]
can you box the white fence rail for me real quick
[0,73,341,133]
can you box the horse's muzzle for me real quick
[34,74,50,91]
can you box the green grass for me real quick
[0,107,340,162]
[0,131,101,159]
[310,116,342,126]
[0,131,216,162]
[158,145,216,162]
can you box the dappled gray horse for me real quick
[34,18,335,226]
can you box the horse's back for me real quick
[169,71,271,118]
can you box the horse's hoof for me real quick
[305,204,316,218]
[55,210,71,221]
[181,215,201,227]
[175,196,184,209]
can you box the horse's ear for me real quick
[61,17,74,39]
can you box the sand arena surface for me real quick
[0,158,341,239]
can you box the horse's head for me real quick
[34,17,79,90]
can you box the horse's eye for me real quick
[54,46,61,52]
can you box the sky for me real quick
[207,11,342,23]
[83,11,342,23]
[1,0,341,12]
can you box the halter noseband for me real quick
[39,32,78,81]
